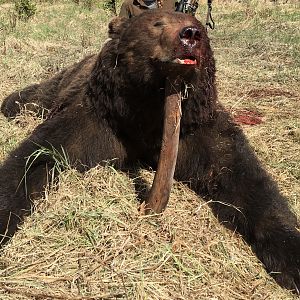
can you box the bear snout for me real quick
[179,26,201,48]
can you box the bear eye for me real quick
[153,21,165,27]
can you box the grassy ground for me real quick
[0,1,299,299]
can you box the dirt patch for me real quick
[245,88,297,99]
[232,109,264,125]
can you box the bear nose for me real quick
[179,26,201,43]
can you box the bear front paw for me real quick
[253,228,300,294]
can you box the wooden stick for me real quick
[144,77,182,214]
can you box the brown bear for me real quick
[0,10,299,294]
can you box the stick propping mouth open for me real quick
[142,77,183,214]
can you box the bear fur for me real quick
[0,10,299,293]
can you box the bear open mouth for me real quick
[173,56,197,65]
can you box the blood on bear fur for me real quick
[0,10,299,293]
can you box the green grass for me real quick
[210,2,300,85]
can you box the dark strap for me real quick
[206,0,215,30]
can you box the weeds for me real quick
[103,0,117,14]
[15,0,36,21]
[21,144,70,195]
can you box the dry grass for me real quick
[0,1,299,299]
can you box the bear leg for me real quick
[1,84,41,118]
[175,111,300,293]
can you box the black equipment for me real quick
[175,0,215,30]
[175,0,199,16]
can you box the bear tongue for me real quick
[174,58,197,65]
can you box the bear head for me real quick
[89,10,217,135]
[107,10,215,87]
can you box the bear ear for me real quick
[108,17,128,39]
